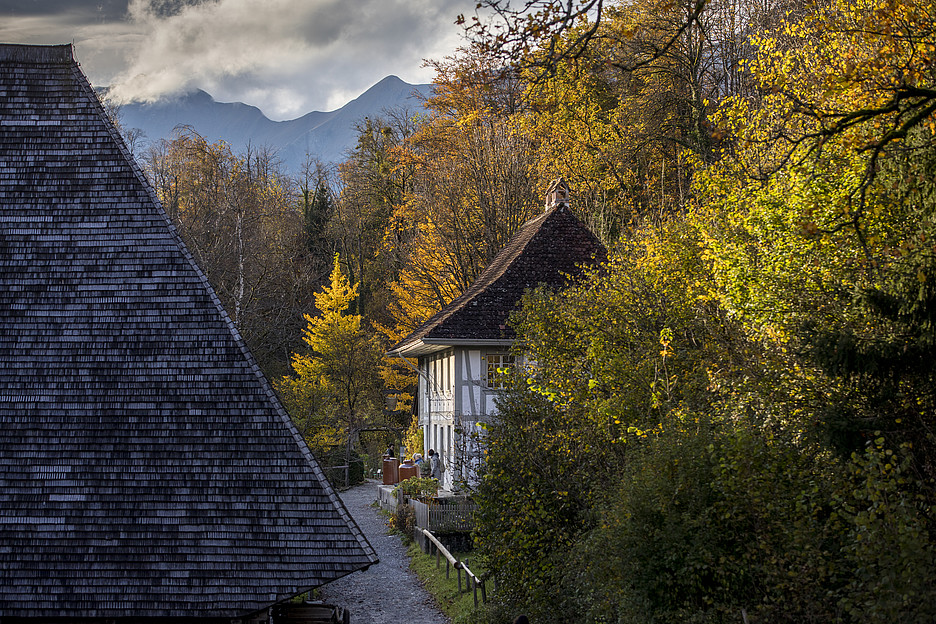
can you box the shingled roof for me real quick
[389,181,606,358]
[0,44,377,621]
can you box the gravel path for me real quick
[319,480,451,624]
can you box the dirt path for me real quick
[319,480,451,624]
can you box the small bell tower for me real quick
[544,177,571,211]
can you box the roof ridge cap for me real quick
[0,43,73,63]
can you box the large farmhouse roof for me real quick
[389,181,606,358]
[0,43,376,620]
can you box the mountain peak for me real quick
[374,74,405,85]
[118,76,433,171]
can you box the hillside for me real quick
[118,75,432,172]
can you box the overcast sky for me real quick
[0,0,472,120]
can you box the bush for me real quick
[837,440,936,623]
[390,502,417,541]
[472,388,606,623]
[565,414,743,623]
[559,414,936,624]
[394,476,439,502]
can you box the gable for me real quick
[389,204,606,357]
[0,44,376,620]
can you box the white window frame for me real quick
[483,353,515,389]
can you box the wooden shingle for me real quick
[0,43,377,621]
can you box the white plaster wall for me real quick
[418,361,428,426]
[459,349,483,418]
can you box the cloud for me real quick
[106,0,468,119]
[0,0,129,21]
[0,1,139,87]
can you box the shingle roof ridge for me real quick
[0,42,72,63]
[63,45,376,566]
[389,207,556,353]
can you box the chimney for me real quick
[545,177,570,212]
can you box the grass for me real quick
[406,541,487,623]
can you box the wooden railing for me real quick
[420,528,489,607]
[429,394,454,413]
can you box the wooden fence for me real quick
[411,499,476,532]
[377,484,398,512]
[420,528,489,607]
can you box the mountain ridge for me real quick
[119,75,433,172]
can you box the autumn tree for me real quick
[276,255,384,484]
[473,219,748,620]
[695,0,936,470]
[332,111,419,324]
[467,1,936,621]
[681,0,936,619]
[521,0,789,230]
[384,50,541,338]
[144,128,318,376]
[463,0,789,238]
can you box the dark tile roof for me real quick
[389,199,606,357]
[0,44,377,620]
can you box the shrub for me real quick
[837,440,936,623]
[565,414,848,623]
[390,501,417,541]
[562,415,936,624]
[394,476,439,502]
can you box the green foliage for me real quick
[475,133,936,623]
[560,416,936,624]
[511,218,744,453]
[394,476,439,502]
[474,218,743,622]
[468,0,936,620]
[838,440,936,623]
[473,387,601,622]
[300,177,335,272]
[695,35,936,465]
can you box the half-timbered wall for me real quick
[418,347,522,489]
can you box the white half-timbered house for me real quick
[388,179,606,490]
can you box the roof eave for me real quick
[388,338,515,358]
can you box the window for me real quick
[485,354,515,389]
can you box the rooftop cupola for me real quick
[545,177,571,211]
